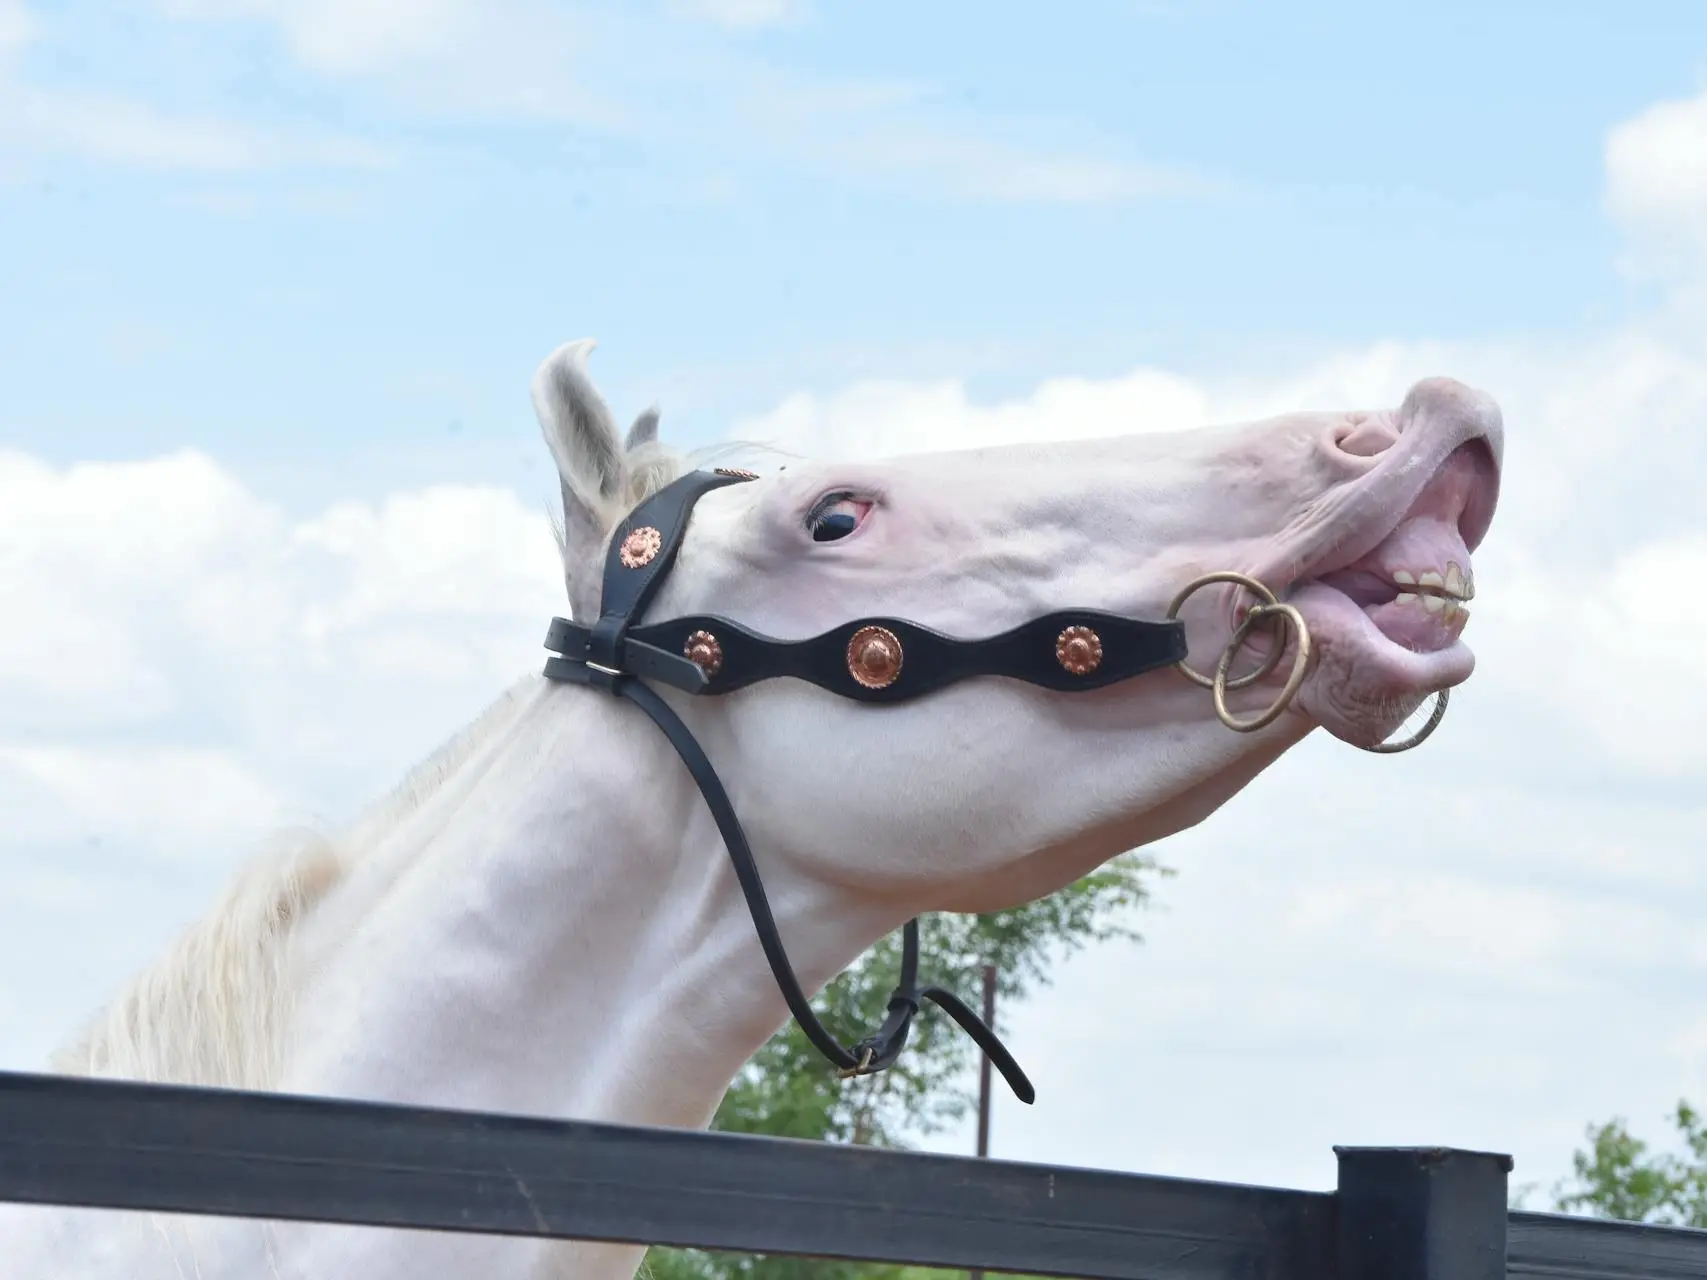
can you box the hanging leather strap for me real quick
[547,654,1034,1102]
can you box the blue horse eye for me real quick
[812,511,859,541]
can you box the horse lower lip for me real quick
[1294,581,1475,676]
[1300,578,1470,647]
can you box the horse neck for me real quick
[2,678,907,1280]
[277,674,894,1132]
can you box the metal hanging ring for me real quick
[837,1046,875,1079]
[1358,687,1450,754]
[1166,570,1449,749]
[1164,571,1287,691]
[1210,602,1313,733]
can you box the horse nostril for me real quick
[1334,412,1400,459]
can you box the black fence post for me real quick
[1334,1146,1512,1280]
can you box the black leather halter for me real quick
[542,469,1188,1104]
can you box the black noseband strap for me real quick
[542,469,1188,1105]
[545,608,1186,702]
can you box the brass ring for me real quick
[837,1046,875,1079]
[1359,688,1450,754]
[1166,569,1448,749]
[1165,570,1286,691]
[1210,602,1313,733]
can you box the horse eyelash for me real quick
[803,490,859,529]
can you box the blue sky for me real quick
[6,0,1707,1205]
[6,1,1701,497]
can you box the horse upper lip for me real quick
[1266,430,1500,600]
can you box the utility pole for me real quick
[975,962,996,1159]
[969,962,997,1280]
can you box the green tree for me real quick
[644,851,1170,1280]
[1551,1102,1707,1228]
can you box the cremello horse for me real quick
[1,340,1503,1279]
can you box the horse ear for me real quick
[625,405,661,452]
[532,339,626,570]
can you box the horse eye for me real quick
[813,510,858,541]
[807,494,868,542]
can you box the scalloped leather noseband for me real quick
[542,468,1188,1104]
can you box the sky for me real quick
[4,0,1707,1213]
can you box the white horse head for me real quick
[534,337,1500,912]
[5,339,1503,1280]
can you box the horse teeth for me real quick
[1392,590,1469,628]
[1389,565,1473,601]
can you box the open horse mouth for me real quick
[1309,441,1493,658]
[1252,386,1503,740]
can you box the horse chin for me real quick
[1288,578,1476,747]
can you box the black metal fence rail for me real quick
[1,1070,1703,1280]
[1508,1212,1707,1279]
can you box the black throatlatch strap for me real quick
[543,468,1187,1104]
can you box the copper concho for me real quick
[684,629,724,678]
[618,526,663,569]
[847,625,903,690]
[1055,625,1103,676]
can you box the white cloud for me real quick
[735,366,1213,458]
[144,0,1197,203]
[0,447,569,1064]
[910,726,1707,1190]
[159,0,479,75]
[0,449,564,858]
[1284,871,1707,985]
[293,485,563,635]
[0,449,268,725]
[0,745,289,854]
[150,0,625,126]
[0,0,391,172]
[1607,85,1707,250]
[0,0,1203,199]
[1513,532,1707,777]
